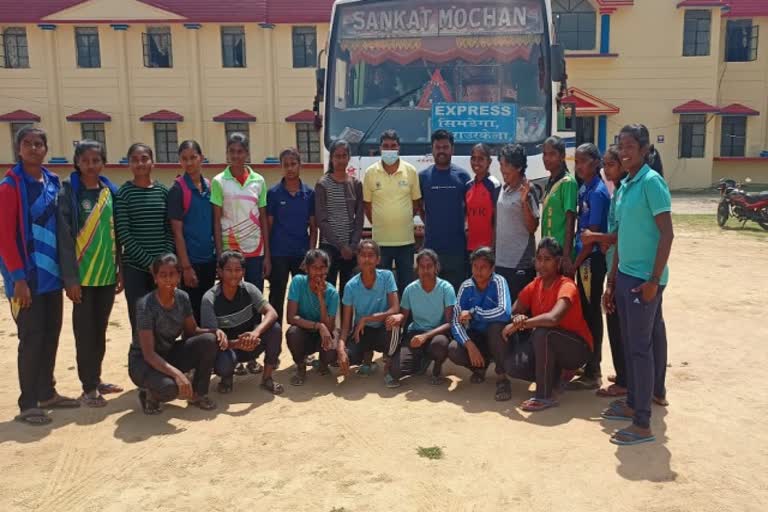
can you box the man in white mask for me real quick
[363,129,422,296]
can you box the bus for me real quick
[314,0,571,185]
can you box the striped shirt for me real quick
[322,179,352,246]
[115,181,174,271]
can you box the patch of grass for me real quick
[417,446,444,460]
[673,214,768,240]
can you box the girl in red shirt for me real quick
[503,237,593,411]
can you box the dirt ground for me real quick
[1,211,767,512]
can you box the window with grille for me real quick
[2,27,29,68]
[153,122,178,163]
[296,123,320,163]
[575,116,596,146]
[725,20,758,62]
[221,26,246,68]
[81,122,107,160]
[553,0,596,51]
[682,10,711,57]
[292,26,317,68]
[143,27,173,68]
[720,116,746,157]
[678,114,706,158]
[75,27,101,68]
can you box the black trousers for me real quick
[532,328,592,399]
[73,285,116,393]
[182,260,217,324]
[447,323,507,375]
[389,331,450,379]
[286,325,339,366]
[321,243,357,300]
[346,325,398,365]
[576,252,606,378]
[123,265,154,336]
[269,255,304,323]
[128,333,218,401]
[14,291,63,411]
[496,266,536,303]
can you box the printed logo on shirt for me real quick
[80,198,94,212]
[398,180,409,188]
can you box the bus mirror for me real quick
[316,68,326,99]
[550,44,566,82]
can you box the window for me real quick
[720,116,746,157]
[296,123,320,163]
[153,123,178,163]
[292,26,317,68]
[81,122,107,159]
[221,26,245,68]
[575,116,595,146]
[553,0,596,51]
[725,20,758,62]
[2,27,29,68]
[9,122,32,154]
[683,10,711,56]
[678,114,706,158]
[225,122,249,146]
[75,27,101,68]
[143,27,173,68]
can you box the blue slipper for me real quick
[610,429,656,446]
[601,403,633,421]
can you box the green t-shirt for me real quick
[77,187,117,286]
[541,172,578,249]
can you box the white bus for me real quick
[314,0,572,185]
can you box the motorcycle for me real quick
[716,177,768,231]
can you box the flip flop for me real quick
[79,391,107,408]
[521,397,559,412]
[566,376,601,391]
[39,393,81,409]
[97,383,124,395]
[234,363,248,376]
[596,384,628,398]
[188,395,217,410]
[654,396,669,407]
[601,403,633,421]
[610,429,656,446]
[247,361,264,375]
[14,408,52,426]
[290,373,306,386]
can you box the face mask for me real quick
[381,150,399,165]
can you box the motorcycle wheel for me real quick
[758,209,768,231]
[717,201,730,228]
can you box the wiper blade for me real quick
[357,85,422,155]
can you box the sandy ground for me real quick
[1,217,767,512]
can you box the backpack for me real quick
[175,174,210,216]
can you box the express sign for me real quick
[340,0,544,39]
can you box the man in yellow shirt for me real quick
[363,130,422,295]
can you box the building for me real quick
[1,0,767,189]
[556,0,768,189]
[0,0,333,185]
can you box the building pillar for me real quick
[600,14,611,55]
[598,115,608,153]
[184,23,206,150]
[38,24,67,163]
[260,23,277,161]
[111,24,133,162]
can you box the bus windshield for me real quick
[326,0,551,155]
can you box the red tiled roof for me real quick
[718,103,760,116]
[672,100,719,114]
[213,109,257,122]
[285,110,316,123]
[723,0,768,17]
[676,0,726,7]
[0,109,41,122]
[140,109,183,122]
[0,1,334,23]
[66,109,111,122]
[560,87,620,115]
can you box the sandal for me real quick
[138,390,162,415]
[234,363,248,376]
[596,384,627,398]
[384,374,401,388]
[470,370,486,384]
[601,402,633,421]
[317,363,331,376]
[430,375,447,385]
[521,397,559,412]
[356,363,378,376]
[188,395,217,410]
[290,373,306,386]
[494,379,512,401]
[39,393,81,409]
[610,428,656,446]
[217,377,233,394]
[97,382,124,395]
[14,407,52,426]
[304,355,316,366]
[247,361,264,374]
[654,396,669,407]
[260,378,285,395]
[566,375,601,391]
[80,391,107,408]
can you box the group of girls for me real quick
[0,123,672,447]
